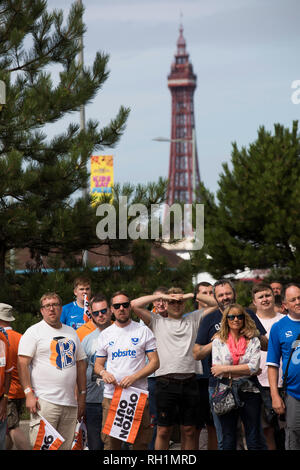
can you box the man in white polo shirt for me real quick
[94,290,159,450]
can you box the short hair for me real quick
[197,281,212,287]
[153,286,168,295]
[213,279,236,298]
[90,293,107,309]
[282,283,300,301]
[252,283,273,298]
[217,303,259,342]
[40,292,62,308]
[194,281,212,295]
[74,276,91,289]
[110,290,130,305]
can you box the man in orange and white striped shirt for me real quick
[0,304,30,450]
[0,304,13,450]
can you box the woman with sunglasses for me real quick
[211,303,264,450]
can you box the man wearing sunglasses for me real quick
[94,291,159,450]
[81,293,112,450]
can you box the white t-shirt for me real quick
[149,310,205,377]
[18,320,86,406]
[256,312,283,387]
[96,320,157,398]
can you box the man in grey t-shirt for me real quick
[131,287,217,450]
[81,293,112,450]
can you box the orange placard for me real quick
[102,386,148,444]
[33,416,64,450]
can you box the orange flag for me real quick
[72,420,88,450]
[83,294,91,323]
[102,386,148,444]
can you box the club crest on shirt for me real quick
[131,337,139,346]
[50,336,76,370]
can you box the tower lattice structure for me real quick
[167,26,200,206]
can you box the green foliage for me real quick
[192,121,300,279]
[1,246,196,332]
[235,281,253,308]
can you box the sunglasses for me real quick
[92,308,108,316]
[112,302,130,309]
[227,314,245,321]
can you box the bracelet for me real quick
[24,387,33,395]
[79,390,86,395]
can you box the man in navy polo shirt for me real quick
[193,279,268,450]
[267,283,300,450]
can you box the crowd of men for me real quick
[0,275,300,451]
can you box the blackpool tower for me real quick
[166,25,200,206]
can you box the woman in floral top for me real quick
[211,303,266,450]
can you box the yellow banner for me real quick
[90,155,114,202]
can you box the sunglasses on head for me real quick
[112,302,130,310]
[92,308,108,316]
[227,314,244,321]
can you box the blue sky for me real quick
[49,0,300,195]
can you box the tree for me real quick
[0,0,130,275]
[192,121,300,280]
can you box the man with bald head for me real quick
[267,283,300,450]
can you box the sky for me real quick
[48,0,300,196]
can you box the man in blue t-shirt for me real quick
[267,283,300,450]
[193,279,267,450]
[61,276,92,330]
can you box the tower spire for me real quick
[177,21,187,56]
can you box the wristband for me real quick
[79,390,86,395]
[24,387,33,395]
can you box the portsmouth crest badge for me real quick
[131,337,139,345]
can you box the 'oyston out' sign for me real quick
[102,386,148,444]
